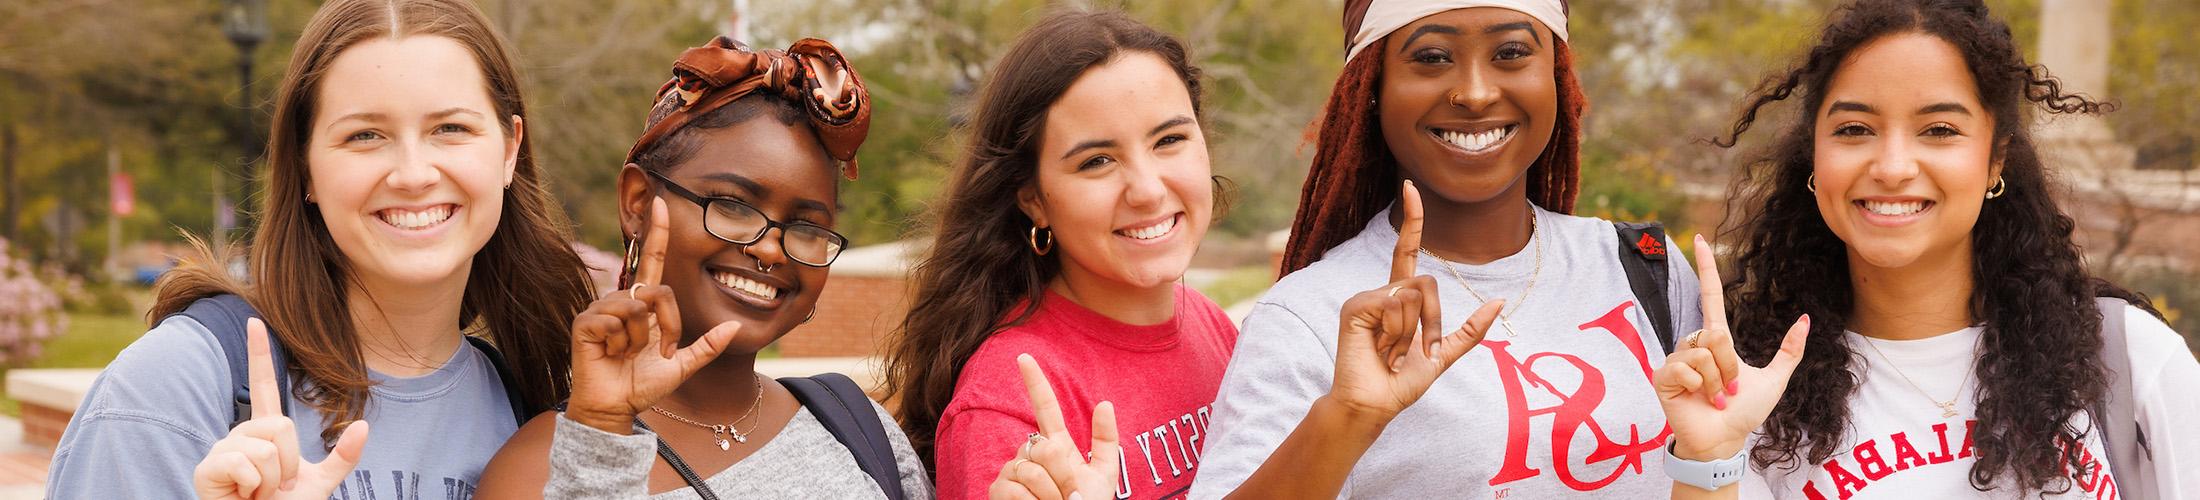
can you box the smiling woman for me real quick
[43,0,594,498]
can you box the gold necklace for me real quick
[650,373,766,451]
[1858,335,1971,418]
[1422,208,1541,337]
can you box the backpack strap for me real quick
[163,294,290,429]
[1613,222,1678,354]
[782,373,905,500]
[2092,297,2157,498]
[462,335,531,426]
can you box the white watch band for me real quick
[1664,441,1749,491]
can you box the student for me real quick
[877,10,1238,500]
[474,35,932,499]
[1190,1,1707,497]
[45,0,593,497]
[1656,0,2200,498]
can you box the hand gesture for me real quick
[566,197,744,434]
[988,354,1121,500]
[193,319,371,500]
[1653,234,1811,460]
[1328,180,1504,421]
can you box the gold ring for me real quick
[1387,286,1404,297]
[1006,458,1033,470]
[1684,329,1707,349]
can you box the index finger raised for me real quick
[633,197,672,287]
[1391,180,1425,283]
[246,318,282,420]
[1693,234,1730,334]
[1015,354,1071,438]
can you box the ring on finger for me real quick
[628,283,644,300]
[1387,286,1404,297]
[1684,329,1707,349]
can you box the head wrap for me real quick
[625,36,872,180]
[1343,0,1570,63]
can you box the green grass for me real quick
[0,313,147,417]
[1195,266,1279,310]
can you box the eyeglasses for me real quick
[644,169,848,267]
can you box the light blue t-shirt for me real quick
[47,313,520,499]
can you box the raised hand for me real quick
[566,197,745,434]
[1654,235,1811,461]
[193,318,371,500]
[1328,180,1504,420]
[989,354,1121,500]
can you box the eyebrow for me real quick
[1827,101,1874,116]
[1149,116,1195,137]
[697,171,833,215]
[1060,139,1118,161]
[1397,24,1461,53]
[1918,102,1973,116]
[1485,21,1543,47]
[428,107,487,121]
[328,112,387,126]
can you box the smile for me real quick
[1116,213,1181,241]
[1432,124,1517,154]
[712,270,782,302]
[1857,199,1933,216]
[376,204,456,231]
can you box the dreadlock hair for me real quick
[1279,34,1585,277]
[1712,0,2158,494]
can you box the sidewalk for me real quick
[0,416,47,499]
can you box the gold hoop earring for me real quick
[623,237,640,277]
[1806,173,1816,193]
[802,309,815,325]
[1027,226,1054,256]
[1986,176,2007,199]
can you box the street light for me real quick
[219,0,266,256]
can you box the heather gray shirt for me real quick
[47,314,520,500]
[1189,206,1704,499]
[545,402,934,499]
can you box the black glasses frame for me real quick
[643,169,849,267]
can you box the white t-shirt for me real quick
[1739,304,2200,499]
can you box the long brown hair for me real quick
[880,10,1205,471]
[1279,32,1586,276]
[149,0,591,443]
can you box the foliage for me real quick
[0,238,67,365]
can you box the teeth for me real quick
[1438,125,1513,152]
[1120,216,1176,240]
[1862,200,1928,216]
[378,206,451,230]
[713,272,780,301]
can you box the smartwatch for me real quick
[1664,440,1749,491]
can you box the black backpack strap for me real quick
[1613,222,1678,354]
[550,401,722,500]
[782,373,905,500]
[2092,297,2157,498]
[163,294,289,428]
[462,335,531,426]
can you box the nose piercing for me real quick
[754,258,777,273]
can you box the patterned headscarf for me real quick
[626,36,873,180]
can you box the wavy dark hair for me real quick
[1713,0,2157,494]
[880,10,1205,472]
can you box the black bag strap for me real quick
[461,335,531,426]
[165,294,290,429]
[1613,222,1678,354]
[550,401,722,500]
[2091,297,2157,498]
[782,373,905,500]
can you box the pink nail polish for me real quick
[1727,380,1740,395]
[1713,391,1727,410]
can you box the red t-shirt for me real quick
[934,284,1239,500]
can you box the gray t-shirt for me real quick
[47,314,521,499]
[1188,206,1704,499]
[545,401,934,499]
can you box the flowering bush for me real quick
[0,238,68,364]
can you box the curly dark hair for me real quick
[1712,0,2159,494]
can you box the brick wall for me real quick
[19,403,69,450]
[778,274,909,358]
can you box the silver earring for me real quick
[1806,173,1816,193]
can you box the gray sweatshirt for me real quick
[1188,206,1704,499]
[545,401,934,499]
[47,315,521,499]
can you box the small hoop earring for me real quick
[1806,173,1817,193]
[305,192,315,204]
[1027,226,1054,256]
[802,309,815,325]
[1985,176,2007,199]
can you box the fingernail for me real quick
[1070,493,1084,500]
[282,479,296,490]
[1713,391,1728,410]
[1726,379,1740,395]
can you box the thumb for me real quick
[673,321,743,375]
[1434,299,1503,365]
[1765,314,1812,377]
[307,421,370,483]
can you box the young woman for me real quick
[877,10,1238,500]
[474,36,932,499]
[1189,1,1709,497]
[1657,1,2200,499]
[44,0,593,497]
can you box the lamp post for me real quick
[220,0,267,257]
